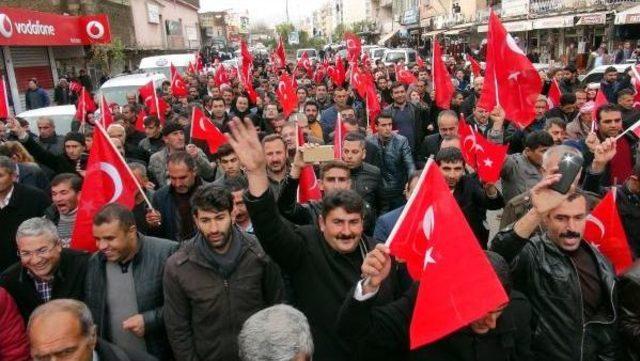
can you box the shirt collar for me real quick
[0,184,15,209]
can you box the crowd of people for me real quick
[1,38,640,361]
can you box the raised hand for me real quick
[226,118,266,173]
[592,137,617,171]
[530,174,570,215]
[361,244,392,294]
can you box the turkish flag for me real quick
[69,81,83,94]
[365,86,381,133]
[333,114,348,159]
[625,118,640,138]
[344,32,362,63]
[297,51,314,77]
[191,107,227,154]
[296,125,322,203]
[75,87,97,122]
[196,52,205,74]
[328,56,347,88]
[313,67,326,84]
[187,61,196,75]
[631,65,640,109]
[276,72,298,118]
[467,54,482,77]
[100,95,114,128]
[433,40,454,109]
[387,159,508,348]
[0,77,9,118]
[583,188,633,274]
[593,89,609,120]
[139,81,168,122]
[474,133,508,183]
[276,37,287,68]
[70,126,139,251]
[477,11,541,129]
[170,63,188,97]
[547,79,562,108]
[134,108,147,133]
[395,64,418,86]
[214,64,230,87]
[458,114,478,169]
[416,55,426,69]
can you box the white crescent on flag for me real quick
[586,214,606,240]
[99,162,123,203]
[506,34,526,56]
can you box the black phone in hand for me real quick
[551,152,583,194]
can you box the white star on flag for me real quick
[483,158,493,167]
[508,71,520,81]
[423,247,436,270]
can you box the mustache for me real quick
[559,231,581,239]
[336,234,356,240]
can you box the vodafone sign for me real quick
[0,7,111,46]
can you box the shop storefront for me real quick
[0,6,111,114]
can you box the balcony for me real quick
[434,13,468,29]
[529,0,571,14]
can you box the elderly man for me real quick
[417,110,459,168]
[566,101,595,141]
[35,117,65,156]
[238,305,314,361]
[0,218,88,321]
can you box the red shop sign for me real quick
[0,7,111,46]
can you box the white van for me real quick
[138,53,196,79]
[382,48,418,66]
[99,73,167,106]
[18,105,77,135]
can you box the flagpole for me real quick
[431,36,436,94]
[152,82,161,121]
[614,118,640,141]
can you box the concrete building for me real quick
[130,0,201,53]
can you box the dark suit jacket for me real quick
[96,338,158,361]
[417,133,442,168]
[17,163,49,192]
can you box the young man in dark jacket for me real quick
[84,203,178,361]
[618,260,640,361]
[163,184,284,361]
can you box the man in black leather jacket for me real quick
[342,132,383,217]
[490,176,621,361]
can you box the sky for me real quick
[200,0,326,27]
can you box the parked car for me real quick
[382,48,418,66]
[98,73,167,106]
[138,53,196,80]
[18,105,76,135]
[579,64,631,88]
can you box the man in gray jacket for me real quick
[84,203,178,361]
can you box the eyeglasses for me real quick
[17,244,57,260]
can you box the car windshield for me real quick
[408,52,416,62]
[385,52,405,62]
[373,49,385,58]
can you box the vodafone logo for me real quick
[0,13,13,38]
[86,20,104,39]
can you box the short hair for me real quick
[261,134,286,148]
[167,150,197,171]
[524,131,555,150]
[376,110,393,124]
[93,203,136,231]
[321,189,364,219]
[542,144,582,169]
[226,176,248,192]
[435,147,464,164]
[51,173,83,192]
[0,155,16,174]
[559,93,577,106]
[544,117,567,131]
[304,100,319,111]
[128,162,148,178]
[390,82,405,91]
[320,160,351,178]
[617,88,635,100]
[143,115,161,127]
[211,96,225,105]
[343,132,366,148]
[216,143,236,159]
[16,217,58,244]
[191,184,233,215]
[604,66,618,74]
[28,299,95,338]
[238,304,314,361]
[596,103,622,123]
[437,110,459,125]
[36,117,54,127]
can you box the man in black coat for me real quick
[342,132,383,218]
[383,82,432,157]
[0,156,51,272]
[618,259,640,361]
[0,218,88,321]
[417,110,459,168]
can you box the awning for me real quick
[615,5,640,25]
[532,15,574,30]
[444,29,464,35]
[576,12,608,25]
[423,30,443,37]
[378,27,402,46]
[477,20,532,33]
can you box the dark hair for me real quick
[320,160,351,178]
[375,110,393,124]
[93,203,136,230]
[544,117,567,131]
[0,155,16,174]
[191,184,233,215]
[167,150,196,171]
[216,143,236,159]
[559,93,576,106]
[320,189,363,219]
[435,147,464,164]
[343,132,366,147]
[617,88,635,100]
[524,130,554,150]
[391,82,405,91]
[604,66,618,74]
[261,134,286,147]
[226,176,248,192]
[211,96,225,105]
[51,173,83,192]
[304,100,319,111]
[143,115,161,127]
[596,103,622,123]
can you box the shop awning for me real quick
[615,5,640,25]
[532,15,574,30]
[422,30,443,38]
[576,12,608,25]
[378,27,402,46]
[477,20,532,33]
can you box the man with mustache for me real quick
[262,134,288,200]
[491,176,620,361]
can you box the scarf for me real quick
[195,227,243,278]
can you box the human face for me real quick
[473,107,489,124]
[598,110,623,138]
[334,89,348,107]
[28,80,37,90]
[376,77,388,90]
[342,140,366,169]
[587,88,597,100]
[168,162,197,194]
[376,117,394,139]
[619,94,634,110]
[231,190,249,226]
[93,220,138,263]
[319,208,363,253]
[281,126,296,150]
[525,146,549,167]
[144,122,161,138]
[37,119,55,138]
[265,104,279,119]
[194,208,233,252]
[535,100,548,119]
[297,88,307,103]
[418,71,429,81]
[51,181,79,215]
[340,109,356,123]
[270,118,285,134]
[29,312,96,361]
[439,161,465,189]
[452,93,464,106]
[304,105,319,121]
[107,126,126,145]
[561,102,576,115]
[0,166,17,193]
[212,100,226,118]
[604,71,617,83]
[17,234,62,281]
[163,130,185,150]
[469,304,507,334]
[264,140,287,173]
[575,91,587,109]
[64,141,85,161]
[121,107,136,122]
[547,124,566,145]
[473,77,484,93]
[316,86,327,100]
[222,90,234,105]
[219,153,241,177]
[320,168,351,193]
[189,87,199,99]
[544,196,587,252]
[409,91,421,103]
[438,115,458,138]
[392,86,406,105]
[126,94,137,105]
[236,97,249,112]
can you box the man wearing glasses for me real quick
[0,218,89,322]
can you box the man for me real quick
[28,299,156,361]
[372,171,421,243]
[506,95,548,154]
[436,147,504,247]
[119,105,147,157]
[618,260,640,360]
[43,173,82,247]
[139,116,165,156]
[304,100,325,141]
[566,101,595,141]
[343,132,383,216]
[163,184,284,361]
[384,82,430,153]
[320,87,350,137]
[545,93,578,124]
[148,122,215,185]
[0,141,50,191]
[615,41,633,64]
[491,178,620,361]
[618,89,640,127]
[77,69,93,91]
[229,177,253,233]
[466,105,506,144]
[501,131,554,203]
[227,118,399,361]
[53,78,75,105]
[238,305,314,361]
[417,110,459,168]
[263,104,280,132]
[367,112,415,212]
[0,217,88,321]
[296,87,308,112]
[460,76,483,117]
[151,151,205,242]
[35,117,65,156]
[25,78,50,110]
[544,117,568,145]
[560,65,580,94]
[314,83,332,111]
[0,157,51,272]
[85,204,177,360]
[601,66,629,104]
[212,143,244,187]
[262,134,288,200]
